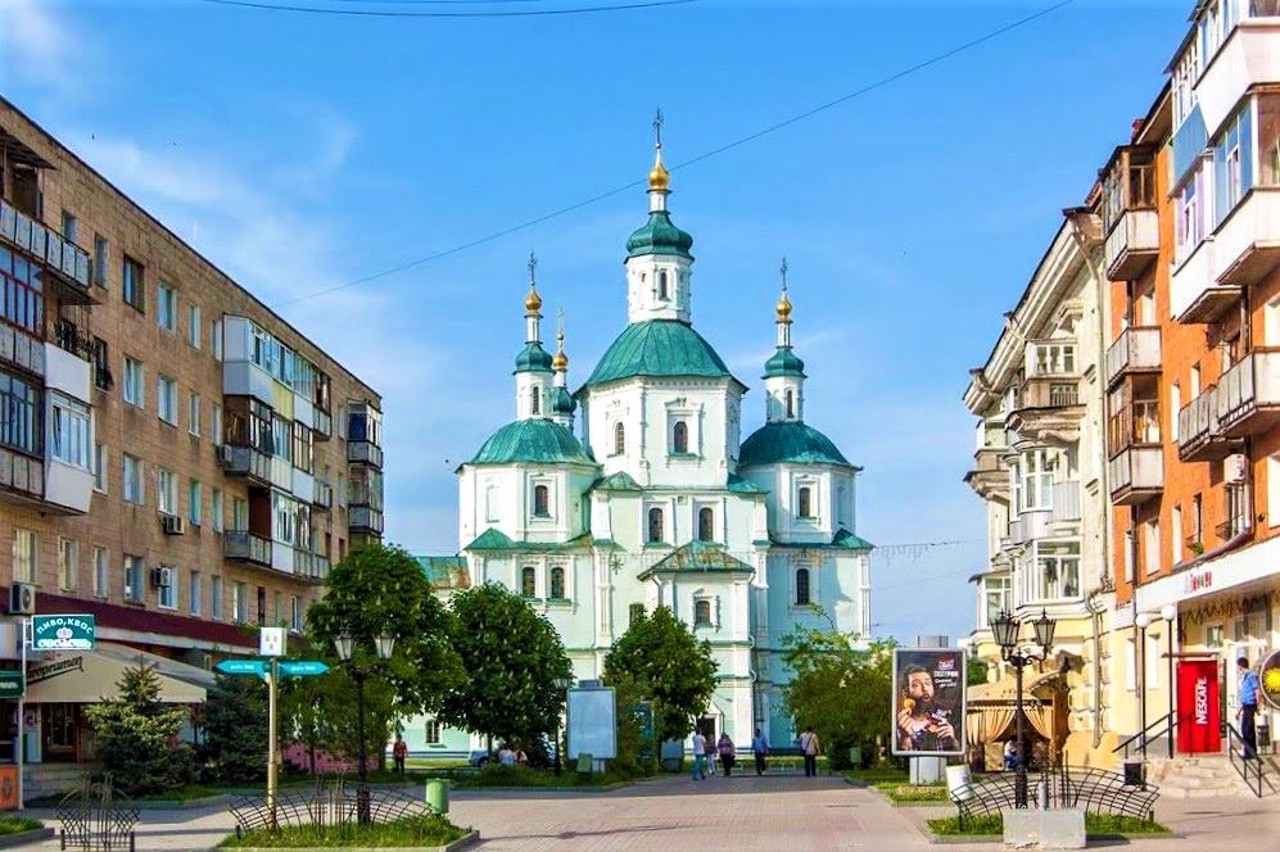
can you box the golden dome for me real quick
[524,285,543,314]
[776,290,793,321]
[552,350,569,372]
[648,146,670,192]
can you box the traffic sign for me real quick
[279,660,329,677]
[216,659,267,676]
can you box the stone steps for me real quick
[1143,755,1268,798]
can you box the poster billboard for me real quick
[1176,659,1220,754]
[567,686,617,761]
[1259,649,1280,710]
[891,648,966,758]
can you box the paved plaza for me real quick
[19,775,1280,851]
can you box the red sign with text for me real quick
[1176,660,1220,754]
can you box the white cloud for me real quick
[0,0,93,101]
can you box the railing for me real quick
[1226,721,1264,798]
[0,198,91,291]
[223,530,272,565]
[349,505,384,535]
[312,479,333,509]
[1177,387,1219,456]
[1104,327,1161,387]
[1019,377,1080,409]
[347,440,383,469]
[219,444,272,482]
[53,319,94,360]
[1217,350,1280,433]
[1216,514,1251,541]
[1109,399,1161,453]
[951,764,1159,828]
[1112,710,1195,760]
[294,548,331,582]
[313,407,332,439]
[1050,481,1081,523]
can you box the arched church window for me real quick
[673,421,689,454]
[785,389,794,419]
[694,599,712,627]
[648,507,664,543]
[530,386,540,415]
[533,485,550,517]
[658,270,669,300]
[521,566,537,598]
[614,422,626,455]
[550,566,566,600]
[796,568,811,605]
[698,507,714,542]
[798,486,813,518]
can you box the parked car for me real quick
[468,749,491,768]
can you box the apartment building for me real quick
[0,97,383,778]
[962,205,1115,768]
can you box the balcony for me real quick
[1007,378,1083,443]
[1104,328,1161,389]
[1108,446,1164,505]
[218,444,272,484]
[1172,239,1241,323]
[349,504,384,536]
[0,198,92,297]
[1105,210,1160,281]
[1177,386,1240,461]
[312,478,333,510]
[224,530,272,567]
[1101,144,1159,281]
[1216,349,1280,437]
[964,447,1007,501]
[1213,188,1280,288]
[313,407,332,441]
[294,548,331,582]
[1192,18,1280,146]
[0,447,44,505]
[347,440,383,469]
[1049,480,1081,524]
[1003,510,1049,549]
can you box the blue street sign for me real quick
[216,659,267,676]
[279,660,329,677]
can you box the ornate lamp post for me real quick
[1160,604,1177,758]
[334,627,396,824]
[553,676,572,776]
[991,608,1056,809]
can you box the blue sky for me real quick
[1,0,1188,642]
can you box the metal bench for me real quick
[55,775,139,852]
[229,776,437,838]
[950,765,1159,829]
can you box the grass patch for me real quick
[453,764,640,789]
[884,784,949,803]
[141,784,223,801]
[926,813,1171,837]
[841,767,909,787]
[219,814,467,848]
[0,817,43,835]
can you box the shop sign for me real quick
[28,656,83,684]
[1182,567,1213,594]
[0,671,23,699]
[31,614,96,651]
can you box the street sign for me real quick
[216,659,267,676]
[0,671,24,699]
[260,627,287,657]
[279,660,329,677]
[31,614,96,651]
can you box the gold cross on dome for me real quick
[653,108,664,148]
[528,250,538,284]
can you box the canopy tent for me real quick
[24,641,217,704]
[965,670,1066,765]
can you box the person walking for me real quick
[392,733,408,774]
[717,733,736,777]
[799,726,821,777]
[751,728,770,776]
[1238,656,1261,759]
[691,729,708,781]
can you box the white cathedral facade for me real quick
[416,141,873,752]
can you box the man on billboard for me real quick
[892,649,964,756]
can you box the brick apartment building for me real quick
[0,96,383,787]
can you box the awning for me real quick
[23,642,216,704]
[966,670,1060,706]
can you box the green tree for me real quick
[603,606,717,749]
[967,657,989,687]
[199,673,268,784]
[84,663,191,796]
[437,583,572,750]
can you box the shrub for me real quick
[84,663,192,796]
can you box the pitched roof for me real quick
[581,320,743,390]
[414,556,471,591]
[637,541,755,580]
[591,471,643,492]
[739,421,857,469]
[727,473,767,494]
[468,419,597,466]
[769,529,875,551]
[464,528,595,553]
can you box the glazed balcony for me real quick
[1177,386,1240,461]
[223,530,272,567]
[294,548,331,582]
[313,407,332,441]
[1049,480,1081,524]
[312,478,333,510]
[347,440,383,470]
[1108,446,1164,506]
[1216,349,1280,437]
[349,504,384,536]
[1104,327,1161,389]
[0,197,92,296]
[217,443,272,484]
[1213,188,1280,289]
[1172,240,1241,323]
[1101,146,1159,281]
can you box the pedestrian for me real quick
[751,728,770,776]
[1003,740,1018,771]
[498,743,517,767]
[717,733,736,776]
[691,729,708,781]
[392,733,408,774]
[1238,656,1261,759]
[799,726,821,777]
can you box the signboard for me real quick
[28,656,83,684]
[0,671,24,699]
[567,686,617,761]
[279,661,329,677]
[1176,659,1220,753]
[216,659,267,677]
[260,627,287,657]
[1258,649,1280,710]
[890,648,966,758]
[31,615,96,651]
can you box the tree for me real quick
[84,663,191,796]
[437,583,572,749]
[199,673,268,784]
[603,606,717,749]
[967,657,990,687]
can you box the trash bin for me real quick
[1258,716,1271,751]
[424,778,450,814]
[576,752,593,774]
[945,764,972,802]
[1122,760,1144,787]
[848,747,862,768]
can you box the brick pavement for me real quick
[16,774,1280,851]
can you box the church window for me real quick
[785,389,794,419]
[672,421,689,454]
[647,507,665,543]
[658,270,669,300]
[798,486,813,518]
[521,566,537,598]
[530,386,540,415]
[533,485,550,517]
[550,566,566,600]
[698,507,714,542]
[796,568,811,605]
[614,422,625,455]
[629,603,645,625]
[694,599,712,627]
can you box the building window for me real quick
[425,720,441,745]
[521,566,537,598]
[0,244,46,336]
[124,555,144,602]
[157,284,177,331]
[698,507,714,542]
[797,486,813,519]
[158,467,176,515]
[190,570,202,615]
[93,547,108,598]
[257,586,267,626]
[981,574,1012,628]
[1029,540,1082,601]
[94,443,107,492]
[647,507,664,543]
[212,488,224,533]
[1143,520,1160,576]
[550,566,566,600]
[614,422,625,455]
[92,337,111,390]
[187,304,201,348]
[212,576,225,620]
[60,211,77,242]
[213,404,223,446]
[123,454,143,504]
[533,484,550,517]
[290,596,301,631]
[93,235,108,288]
[629,603,645,625]
[50,393,91,469]
[12,529,36,583]
[123,255,144,311]
[658,269,669,300]
[694,599,712,627]
[785,389,794,419]
[530,386,541,415]
[123,357,144,407]
[0,371,41,456]
[292,422,314,473]
[212,318,223,361]
[158,567,177,610]
[672,421,689,454]
[189,393,201,436]
[58,537,77,590]
[796,567,811,605]
[189,479,202,526]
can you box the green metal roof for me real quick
[763,346,806,378]
[469,419,597,466]
[638,541,755,580]
[581,320,740,390]
[592,471,643,492]
[739,421,855,469]
[514,342,554,374]
[625,211,694,260]
[552,386,576,415]
[727,473,767,494]
[464,528,595,552]
[414,556,471,590]
[768,529,875,551]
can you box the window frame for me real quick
[795,567,811,606]
[672,420,689,454]
[187,303,201,348]
[521,566,537,598]
[157,283,177,332]
[549,566,566,600]
[647,506,665,544]
[123,454,143,504]
[123,357,144,407]
[122,255,145,311]
[93,546,109,598]
[12,529,37,583]
[57,537,77,591]
[697,506,715,542]
[694,598,713,628]
[157,376,178,425]
[50,392,91,469]
[533,484,551,518]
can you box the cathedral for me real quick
[417,135,873,752]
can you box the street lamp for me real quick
[334,627,396,824]
[991,608,1056,809]
[553,676,572,776]
[1160,604,1178,759]
[1135,612,1152,759]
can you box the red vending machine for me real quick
[1176,659,1221,754]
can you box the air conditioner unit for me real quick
[161,514,186,535]
[1224,453,1249,484]
[217,445,235,466]
[151,566,174,588]
[8,582,36,616]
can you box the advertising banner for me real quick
[1259,649,1280,710]
[891,648,966,758]
[1176,659,1220,754]
[31,615,96,651]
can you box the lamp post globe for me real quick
[335,628,355,663]
[375,632,396,660]
[1160,604,1177,622]
[1033,608,1055,650]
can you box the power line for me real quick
[270,0,1074,309]
[192,0,699,17]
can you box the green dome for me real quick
[552,386,576,415]
[764,347,806,378]
[582,320,736,389]
[514,342,554,374]
[470,419,596,466]
[739,421,854,469]
[625,211,694,260]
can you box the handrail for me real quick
[1224,721,1264,798]
[1113,710,1185,759]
